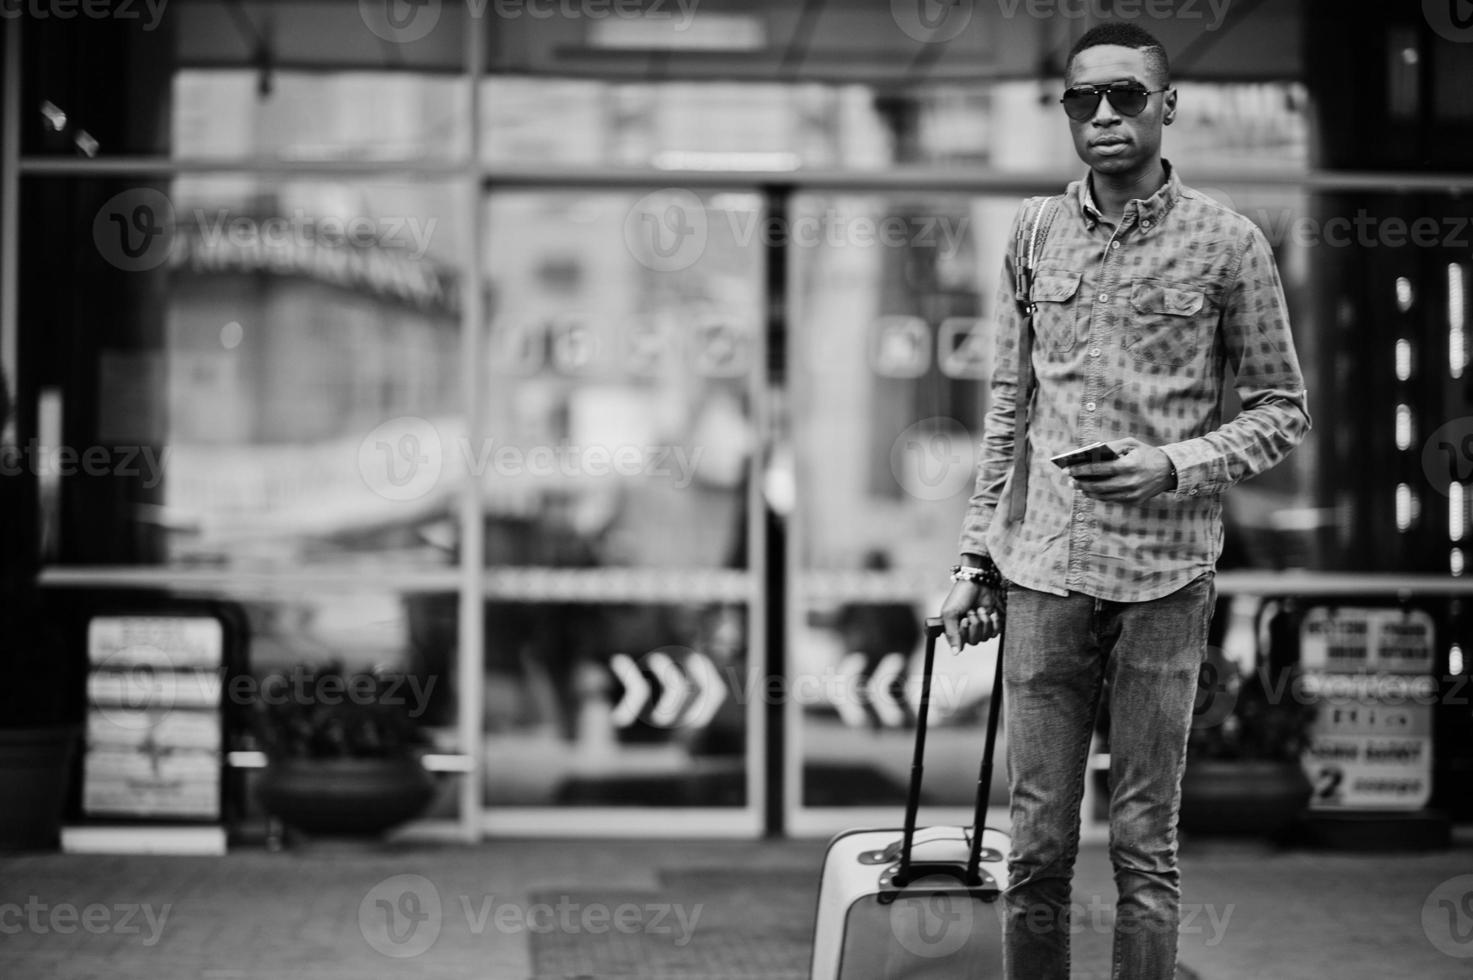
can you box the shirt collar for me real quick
[1075,159,1180,232]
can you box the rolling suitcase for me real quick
[809,616,1009,979]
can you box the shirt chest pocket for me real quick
[1029,270,1083,354]
[1125,278,1216,369]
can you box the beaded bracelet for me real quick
[950,560,1003,590]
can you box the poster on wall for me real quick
[1299,607,1435,811]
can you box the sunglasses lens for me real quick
[1061,91,1098,121]
[1110,85,1148,116]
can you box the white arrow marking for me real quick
[646,651,691,728]
[609,653,649,728]
[679,651,727,729]
[867,652,908,728]
[834,652,872,729]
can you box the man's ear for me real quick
[1163,88,1178,125]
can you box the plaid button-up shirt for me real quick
[958,162,1311,601]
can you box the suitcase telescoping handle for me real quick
[896,616,1005,888]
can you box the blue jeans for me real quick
[999,574,1214,980]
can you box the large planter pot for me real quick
[257,757,435,837]
[1179,758,1312,837]
[0,725,79,851]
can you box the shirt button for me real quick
[1142,220,1153,229]
[1089,347,1101,357]
[1085,401,1096,411]
[1110,241,1121,250]
[1098,293,1109,303]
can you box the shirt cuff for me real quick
[1160,441,1225,497]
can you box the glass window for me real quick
[24,1,466,160]
[482,600,749,808]
[479,76,1310,174]
[23,176,468,569]
[481,189,764,571]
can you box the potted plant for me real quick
[1179,653,1316,837]
[251,662,436,837]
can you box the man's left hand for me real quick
[1066,438,1176,503]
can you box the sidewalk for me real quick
[1,834,1469,979]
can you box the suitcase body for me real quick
[809,616,1011,979]
[810,825,1008,979]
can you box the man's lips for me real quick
[1090,136,1129,147]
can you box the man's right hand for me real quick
[940,580,1004,651]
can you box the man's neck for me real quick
[1089,161,1167,223]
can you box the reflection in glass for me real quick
[25,177,466,569]
[481,190,763,571]
[481,601,748,808]
[481,76,1309,174]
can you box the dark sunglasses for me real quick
[1060,82,1169,121]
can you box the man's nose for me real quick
[1091,92,1121,124]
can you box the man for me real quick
[939,22,1310,980]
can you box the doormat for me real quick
[526,868,1202,980]
[527,869,814,980]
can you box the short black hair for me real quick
[1065,23,1170,88]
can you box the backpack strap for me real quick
[1005,195,1062,523]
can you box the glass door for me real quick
[477,187,769,834]
[783,190,1019,835]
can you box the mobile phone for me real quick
[1050,442,1120,470]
